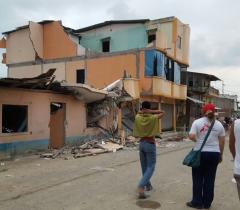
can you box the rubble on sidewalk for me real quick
[39,138,126,160]
[39,131,189,160]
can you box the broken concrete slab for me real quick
[97,142,123,152]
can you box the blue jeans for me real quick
[138,141,156,188]
[191,152,220,208]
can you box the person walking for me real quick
[133,101,164,199]
[229,119,240,200]
[186,103,225,209]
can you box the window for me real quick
[147,30,157,44]
[2,105,28,133]
[148,34,156,43]
[76,69,85,84]
[176,35,182,49]
[189,80,193,87]
[102,37,110,52]
[78,36,82,44]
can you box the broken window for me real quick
[176,35,182,49]
[148,34,156,43]
[102,37,110,52]
[76,69,85,84]
[2,105,28,133]
[147,30,157,44]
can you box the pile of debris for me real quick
[40,132,188,160]
[40,139,124,160]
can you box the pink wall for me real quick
[0,88,86,144]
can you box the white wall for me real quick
[6,29,36,64]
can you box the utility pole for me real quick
[222,81,225,95]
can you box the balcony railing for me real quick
[141,76,187,100]
[152,77,172,97]
[207,86,219,97]
[188,86,208,93]
[172,83,187,99]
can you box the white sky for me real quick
[0,0,240,96]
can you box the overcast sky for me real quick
[0,0,239,96]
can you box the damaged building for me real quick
[0,69,139,157]
[0,17,190,155]
[0,70,132,157]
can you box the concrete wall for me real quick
[6,28,36,64]
[69,35,86,56]
[0,88,86,154]
[0,37,6,48]
[8,65,42,78]
[86,53,138,88]
[80,24,147,53]
[159,22,174,57]
[175,19,190,64]
[182,24,190,65]
[5,21,85,67]
[43,62,66,82]
[8,62,66,81]
[43,21,78,59]
[29,21,44,58]
[66,60,85,84]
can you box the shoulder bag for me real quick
[183,120,215,168]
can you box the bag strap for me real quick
[199,120,215,151]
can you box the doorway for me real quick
[49,102,66,149]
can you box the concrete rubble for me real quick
[36,76,188,160]
[40,132,188,160]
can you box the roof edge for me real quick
[74,19,150,33]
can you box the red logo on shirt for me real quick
[200,124,210,133]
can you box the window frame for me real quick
[76,69,85,84]
[176,35,182,49]
[101,37,111,52]
[0,103,30,136]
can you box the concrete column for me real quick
[173,100,177,132]
[117,104,123,134]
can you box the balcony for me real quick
[172,83,187,100]
[188,86,208,93]
[141,76,187,99]
[206,86,219,97]
[152,77,172,97]
[122,78,140,99]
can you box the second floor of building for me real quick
[181,71,221,96]
[5,48,187,100]
[0,17,190,67]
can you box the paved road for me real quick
[0,140,238,210]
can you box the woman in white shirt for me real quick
[186,103,225,209]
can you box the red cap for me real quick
[202,103,215,114]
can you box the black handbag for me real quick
[183,120,215,168]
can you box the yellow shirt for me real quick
[133,114,159,137]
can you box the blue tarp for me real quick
[145,50,165,77]
[145,50,181,84]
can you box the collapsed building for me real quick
[0,69,138,158]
